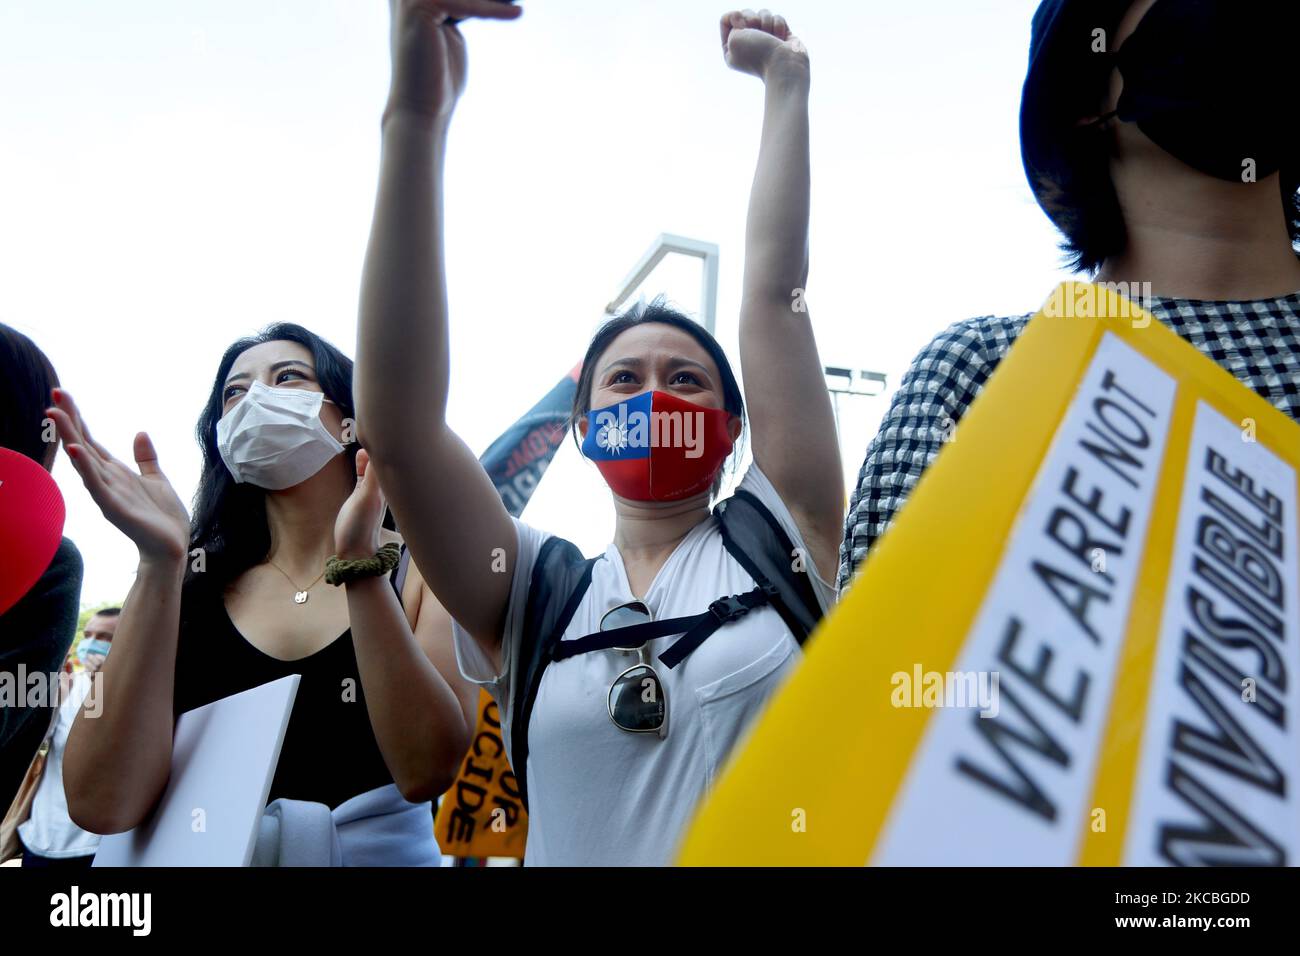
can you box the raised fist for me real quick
[720,9,808,81]
[386,0,521,125]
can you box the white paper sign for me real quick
[874,334,1177,865]
[94,675,299,867]
[1124,403,1300,865]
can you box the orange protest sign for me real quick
[435,690,528,860]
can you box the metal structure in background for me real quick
[604,233,721,335]
[824,366,888,434]
[602,233,889,474]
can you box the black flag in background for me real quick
[477,364,582,517]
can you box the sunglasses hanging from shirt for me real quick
[602,602,668,737]
[553,584,779,738]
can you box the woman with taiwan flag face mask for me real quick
[357,3,843,865]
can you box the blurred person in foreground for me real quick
[0,324,83,811]
[839,0,1300,589]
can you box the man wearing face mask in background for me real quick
[16,608,118,868]
[838,0,1300,590]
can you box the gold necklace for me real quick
[266,559,327,605]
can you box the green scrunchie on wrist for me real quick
[325,543,402,586]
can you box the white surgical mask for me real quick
[216,380,345,490]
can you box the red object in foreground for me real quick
[0,446,66,616]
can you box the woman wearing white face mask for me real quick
[49,324,478,866]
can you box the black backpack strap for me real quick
[552,615,705,658]
[553,489,825,672]
[552,583,776,668]
[510,535,597,811]
[506,491,823,808]
[389,544,411,605]
[715,488,824,645]
[654,585,776,668]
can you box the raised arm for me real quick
[723,10,843,582]
[334,450,477,801]
[354,0,522,659]
[47,389,190,834]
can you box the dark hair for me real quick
[1048,131,1300,278]
[1027,1,1300,274]
[186,323,358,594]
[569,297,745,499]
[0,323,60,469]
[94,607,122,617]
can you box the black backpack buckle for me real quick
[708,594,752,624]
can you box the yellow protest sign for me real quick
[435,690,528,859]
[678,282,1300,866]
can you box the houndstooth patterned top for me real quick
[837,290,1300,593]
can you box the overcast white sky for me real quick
[0,0,1077,606]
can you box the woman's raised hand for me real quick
[386,0,522,126]
[47,389,191,565]
[720,9,808,81]
[334,449,388,561]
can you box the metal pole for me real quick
[605,233,721,335]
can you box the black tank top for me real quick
[172,553,407,809]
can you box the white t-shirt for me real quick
[453,465,835,866]
[19,672,101,859]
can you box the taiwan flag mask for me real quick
[581,390,735,502]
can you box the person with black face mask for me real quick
[838,0,1300,590]
[1083,0,1291,184]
